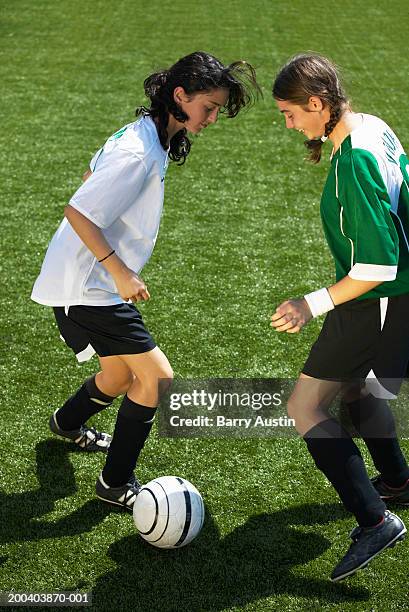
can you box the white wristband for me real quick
[304,287,334,318]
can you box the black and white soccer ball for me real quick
[133,476,204,549]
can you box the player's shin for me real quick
[102,395,157,487]
[55,375,115,430]
[304,417,386,527]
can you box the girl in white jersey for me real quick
[32,51,259,512]
[271,54,409,582]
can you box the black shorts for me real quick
[53,303,156,363]
[302,294,409,398]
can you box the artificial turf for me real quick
[1,0,409,610]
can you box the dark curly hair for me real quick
[136,51,261,165]
[273,53,349,163]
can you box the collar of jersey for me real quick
[331,135,353,164]
[330,114,367,164]
[144,115,170,158]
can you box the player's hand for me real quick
[114,268,150,303]
[271,298,312,333]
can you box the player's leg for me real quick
[342,295,409,501]
[50,356,133,452]
[50,309,127,452]
[344,392,409,503]
[289,373,406,582]
[297,297,409,580]
[97,346,173,510]
[54,355,133,430]
[288,373,386,527]
[95,355,135,397]
[287,373,341,435]
[119,346,173,406]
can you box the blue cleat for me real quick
[331,511,406,582]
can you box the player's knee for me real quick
[116,371,135,395]
[133,363,173,394]
[150,364,174,396]
[98,370,134,396]
[286,395,300,421]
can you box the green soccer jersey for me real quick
[321,113,409,299]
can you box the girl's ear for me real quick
[173,86,188,104]
[308,96,324,112]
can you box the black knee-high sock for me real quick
[304,418,386,528]
[102,396,156,487]
[345,394,409,487]
[56,376,115,431]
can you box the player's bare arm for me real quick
[64,204,149,302]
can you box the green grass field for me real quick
[2,0,409,610]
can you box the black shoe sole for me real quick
[331,528,407,582]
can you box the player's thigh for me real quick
[287,374,343,435]
[97,354,134,396]
[288,373,342,418]
[118,346,173,386]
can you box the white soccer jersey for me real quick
[31,116,169,306]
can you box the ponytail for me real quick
[304,98,347,163]
[136,70,191,164]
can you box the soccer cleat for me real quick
[96,472,141,511]
[331,510,406,582]
[49,410,111,452]
[371,475,409,505]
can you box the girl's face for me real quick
[174,87,229,134]
[275,97,330,140]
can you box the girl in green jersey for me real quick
[272,53,409,582]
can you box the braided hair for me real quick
[272,54,349,163]
[136,51,261,165]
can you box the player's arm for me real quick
[64,204,149,302]
[272,150,398,334]
[328,276,383,305]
